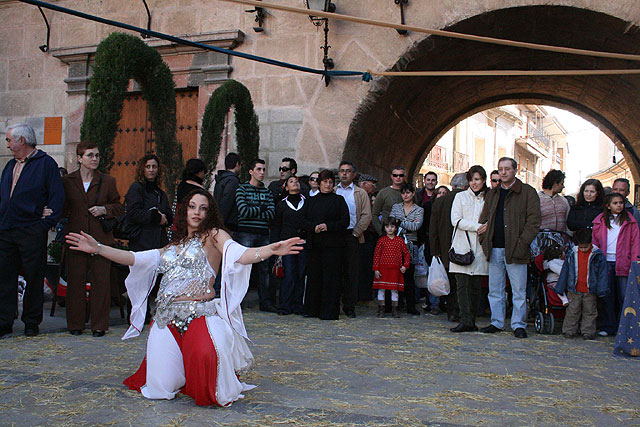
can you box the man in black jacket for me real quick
[213,152,241,232]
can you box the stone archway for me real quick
[343,5,640,184]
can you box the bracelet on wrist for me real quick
[255,247,265,262]
[94,243,102,256]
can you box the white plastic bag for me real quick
[414,244,428,289]
[427,256,450,296]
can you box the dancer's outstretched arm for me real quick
[208,228,304,265]
[66,231,135,266]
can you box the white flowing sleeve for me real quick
[121,249,161,340]
[216,240,253,341]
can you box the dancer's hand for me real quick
[66,231,99,254]
[270,237,305,256]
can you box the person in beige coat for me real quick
[449,165,489,332]
[336,161,372,317]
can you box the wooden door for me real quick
[111,89,199,199]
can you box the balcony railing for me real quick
[453,151,469,173]
[527,122,551,151]
[427,145,448,170]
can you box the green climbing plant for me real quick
[80,32,182,198]
[200,79,260,185]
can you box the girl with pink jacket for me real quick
[592,193,640,336]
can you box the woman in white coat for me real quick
[449,165,489,332]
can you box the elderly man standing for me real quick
[478,157,540,338]
[0,123,64,337]
[336,161,372,318]
[372,166,406,235]
[429,173,468,320]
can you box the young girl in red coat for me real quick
[373,217,411,318]
[592,192,640,336]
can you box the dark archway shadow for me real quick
[343,5,640,184]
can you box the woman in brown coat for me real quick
[62,141,122,336]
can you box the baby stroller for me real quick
[528,229,572,334]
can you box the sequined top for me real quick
[155,237,216,330]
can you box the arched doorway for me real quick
[343,5,640,184]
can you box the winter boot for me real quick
[392,301,400,318]
[377,303,385,318]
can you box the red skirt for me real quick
[123,316,222,406]
[373,267,404,291]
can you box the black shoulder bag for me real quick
[448,219,475,266]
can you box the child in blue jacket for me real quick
[555,228,608,340]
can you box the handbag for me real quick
[94,174,117,233]
[448,219,475,266]
[272,256,284,279]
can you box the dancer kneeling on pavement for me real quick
[65,189,303,407]
[373,217,411,318]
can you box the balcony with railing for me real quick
[527,122,551,152]
[426,145,448,170]
[453,151,469,173]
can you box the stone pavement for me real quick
[1,300,639,426]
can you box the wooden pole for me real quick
[369,69,640,77]
[220,0,640,62]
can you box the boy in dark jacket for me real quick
[555,228,608,340]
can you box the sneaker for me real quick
[597,330,608,337]
[583,334,595,340]
[480,324,502,333]
[513,328,527,338]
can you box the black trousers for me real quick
[304,246,342,320]
[455,273,482,326]
[341,234,360,313]
[0,227,48,328]
[358,232,377,301]
[402,264,417,312]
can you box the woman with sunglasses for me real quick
[308,171,320,197]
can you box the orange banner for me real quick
[44,117,62,145]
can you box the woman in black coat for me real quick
[301,170,350,320]
[124,154,173,252]
[567,179,604,232]
[273,176,307,315]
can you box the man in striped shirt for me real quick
[235,159,277,312]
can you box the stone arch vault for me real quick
[343,5,640,184]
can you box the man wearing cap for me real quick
[358,173,378,301]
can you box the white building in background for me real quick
[420,105,569,190]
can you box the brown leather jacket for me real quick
[478,178,541,264]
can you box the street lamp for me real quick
[305,0,336,86]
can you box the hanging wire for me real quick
[37,5,50,52]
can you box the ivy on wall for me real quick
[200,79,260,184]
[80,32,182,198]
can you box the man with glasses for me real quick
[612,178,640,231]
[490,170,501,189]
[268,157,308,204]
[372,166,406,235]
[336,161,372,318]
[415,171,438,272]
[0,123,64,337]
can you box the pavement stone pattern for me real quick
[1,302,639,426]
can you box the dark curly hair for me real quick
[136,153,162,187]
[542,169,565,190]
[171,189,224,245]
[576,178,604,207]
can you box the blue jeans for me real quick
[234,232,273,308]
[280,251,307,314]
[488,248,528,330]
[599,261,629,335]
